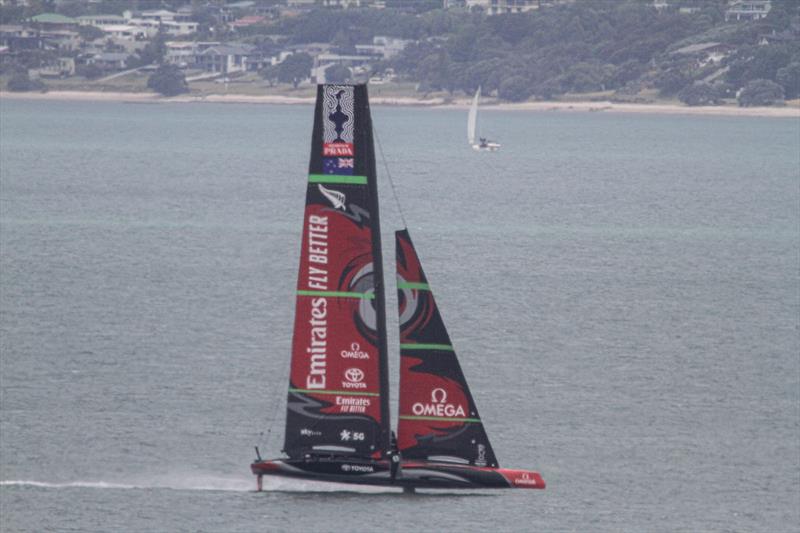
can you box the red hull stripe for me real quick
[308,174,367,185]
[296,290,375,299]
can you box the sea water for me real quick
[1,99,798,532]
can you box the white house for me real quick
[724,0,771,22]
[463,0,539,15]
[354,36,410,60]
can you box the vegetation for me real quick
[258,0,798,105]
[4,0,799,106]
[6,71,46,92]
[678,82,722,106]
[76,64,104,80]
[275,52,313,88]
[325,64,352,84]
[737,79,785,106]
[147,64,188,96]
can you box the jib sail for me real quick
[283,85,390,459]
[395,229,498,468]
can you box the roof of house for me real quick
[231,15,266,27]
[227,1,256,8]
[31,13,77,24]
[140,10,177,16]
[200,44,256,56]
[670,42,725,55]
[93,52,131,61]
[77,15,126,22]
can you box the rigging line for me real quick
[373,123,408,230]
[261,335,294,452]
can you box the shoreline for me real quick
[2,89,799,118]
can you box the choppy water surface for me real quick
[1,98,798,532]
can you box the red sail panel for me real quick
[283,85,389,459]
[395,229,499,468]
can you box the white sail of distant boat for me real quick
[468,87,500,152]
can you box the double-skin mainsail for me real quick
[284,84,390,460]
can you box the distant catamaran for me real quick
[468,86,500,152]
[250,84,543,492]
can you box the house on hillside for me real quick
[725,0,771,22]
[77,15,126,27]
[34,56,75,77]
[98,24,150,53]
[41,29,81,52]
[30,13,78,30]
[461,0,539,14]
[0,25,43,51]
[229,15,267,29]
[354,36,410,60]
[86,52,130,71]
[165,41,200,67]
[165,41,221,67]
[197,43,267,74]
[670,42,733,66]
[160,20,199,36]
[138,10,178,23]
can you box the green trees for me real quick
[134,31,166,67]
[260,64,280,87]
[277,52,313,88]
[726,45,792,87]
[76,63,103,80]
[6,71,45,92]
[776,63,800,100]
[325,64,351,84]
[385,0,745,101]
[498,75,530,102]
[147,65,188,97]
[737,79,785,107]
[678,82,720,106]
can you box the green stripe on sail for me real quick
[399,415,481,423]
[397,281,430,291]
[308,174,367,185]
[289,388,380,397]
[400,343,454,351]
[297,290,374,299]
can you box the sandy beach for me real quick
[2,89,799,118]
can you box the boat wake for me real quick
[0,474,253,492]
[1,480,138,490]
[1,478,493,496]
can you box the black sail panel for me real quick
[395,230,498,468]
[283,85,390,459]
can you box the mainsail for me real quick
[467,87,480,146]
[395,229,498,468]
[283,85,390,459]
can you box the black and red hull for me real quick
[251,457,545,490]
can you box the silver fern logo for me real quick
[318,184,346,210]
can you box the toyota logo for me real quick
[345,368,364,383]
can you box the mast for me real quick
[361,87,391,455]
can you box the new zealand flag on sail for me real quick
[322,157,355,175]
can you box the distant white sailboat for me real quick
[468,87,500,152]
